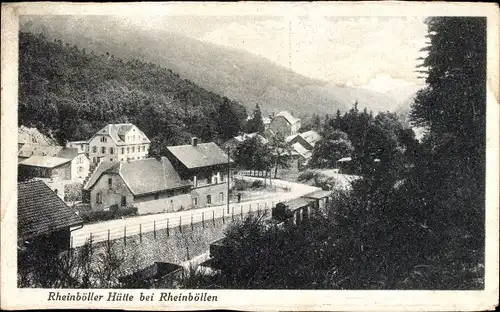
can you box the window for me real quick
[220,174,224,182]
[133,135,135,141]
[219,192,224,202]
[96,193,102,204]
[100,136,108,143]
[206,177,211,185]
[108,177,112,187]
[192,197,198,206]
[206,195,211,205]
[154,193,159,200]
[142,146,145,152]
[110,158,113,162]
[121,196,127,206]
[110,147,114,154]
[92,146,97,153]
[132,146,135,153]
[101,146,106,154]
[78,166,82,173]
[127,147,130,154]
[121,148,124,154]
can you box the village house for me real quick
[165,138,234,208]
[18,180,83,252]
[87,123,151,164]
[82,157,193,214]
[66,140,89,154]
[268,111,301,137]
[18,146,90,182]
[18,125,57,150]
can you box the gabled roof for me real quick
[292,142,312,159]
[83,161,120,190]
[19,155,71,168]
[120,157,192,195]
[275,111,300,125]
[167,142,233,169]
[90,123,151,145]
[285,134,300,143]
[300,130,321,147]
[84,158,192,195]
[18,180,83,239]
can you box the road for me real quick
[70,176,320,247]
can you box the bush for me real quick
[250,180,264,188]
[297,170,316,182]
[79,205,138,223]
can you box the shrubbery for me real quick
[79,205,138,223]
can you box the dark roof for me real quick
[167,142,233,169]
[120,157,192,195]
[84,158,192,195]
[18,180,83,239]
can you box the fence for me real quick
[71,200,276,248]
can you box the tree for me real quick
[245,104,265,134]
[233,137,271,172]
[412,17,486,175]
[268,132,292,178]
[309,130,354,168]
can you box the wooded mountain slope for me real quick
[19,32,247,155]
[20,16,400,117]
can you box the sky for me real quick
[128,15,429,93]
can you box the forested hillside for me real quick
[19,32,247,155]
[20,16,402,116]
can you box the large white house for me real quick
[88,124,151,164]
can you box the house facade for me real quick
[66,141,88,154]
[87,123,151,164]
[19,156,72,181]
[268,111,301,137]
[166,138,233,208]
[18,147,90,182]
[82,157,192,214]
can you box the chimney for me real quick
[191,137,199,146]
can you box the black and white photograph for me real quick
[1,2,499,311]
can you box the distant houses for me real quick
[87,123,151,164]
[222,132,268,153]
[18,180,83,251]
[268,111,301,137]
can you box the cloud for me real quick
[198,16,428,88]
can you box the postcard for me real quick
[1,2,499,311]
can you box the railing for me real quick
[71,200,275,248]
